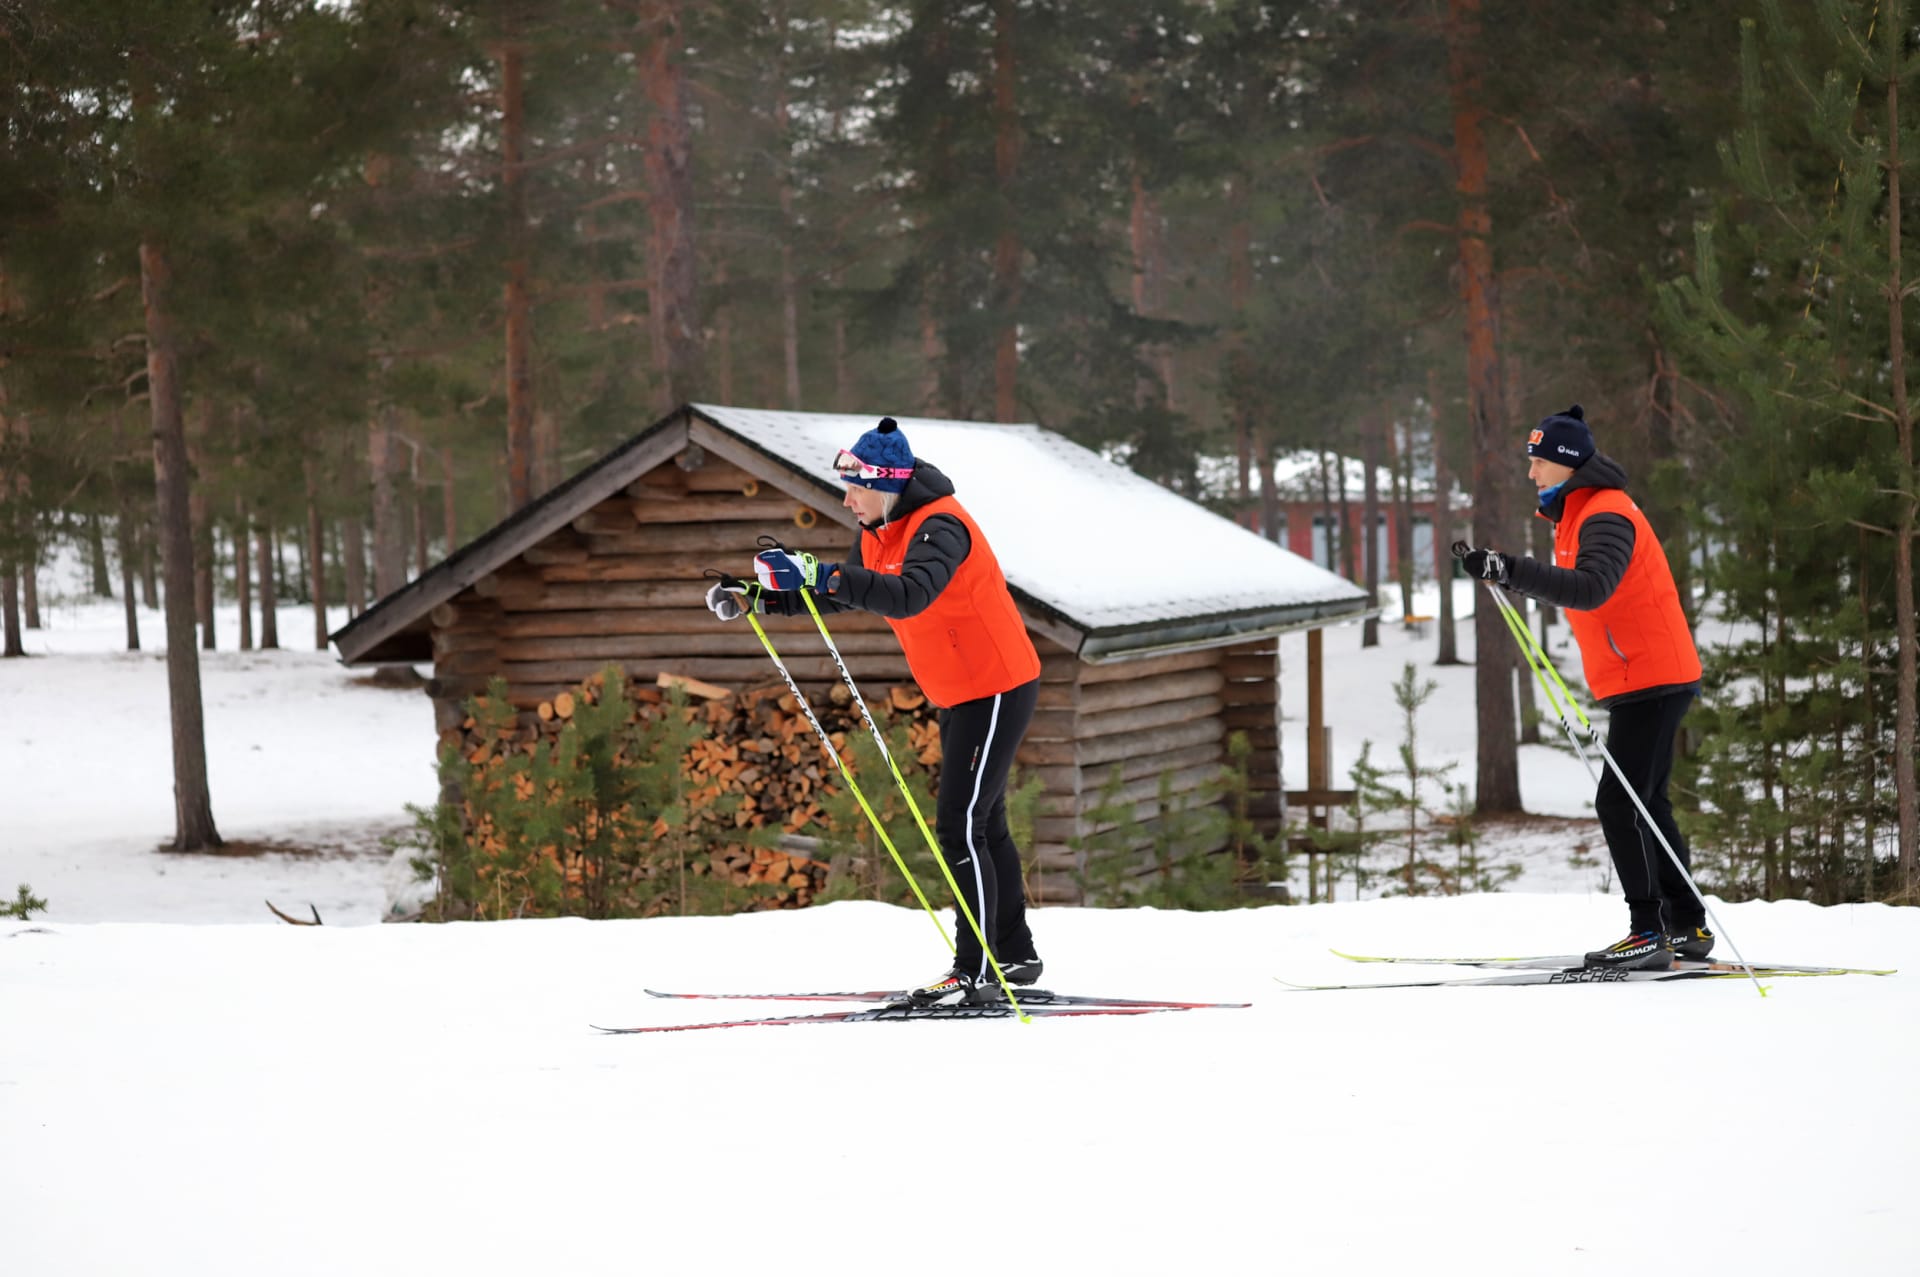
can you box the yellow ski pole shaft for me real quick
[1457,548,1768,996]
[735,602,953,954]
[798,588,1028,1021]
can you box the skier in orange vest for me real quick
[1457,406,1707,970]
[704,417,1043,1004]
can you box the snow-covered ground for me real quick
[2,573,1915,1275]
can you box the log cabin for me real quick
[330,404,1370,903]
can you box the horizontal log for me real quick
[582,525,795,556]
[534,553,731,585]
[1219,678,1278,708]
[1078,648,1218,686]
[499,655,916,687]
[494,630,906,663]
[1026,873,1082,905]
[1081,762,1227,813]
[630,460,760,496]
[1076,692,1223,740]
[492,580,710,611]
[1223,704,1281,733]
[473,570,544,599]
[1219,652,1280,682]
[1028,843,1084,874]
[522,541,591,566]
[1022,741,1224,796]
[1234,726,1278,751]
[464,605,893,640]
[432,628,500,656]
[628,495,825,526]
[1035,796,1229,844]
[430,599,503,629]
[1034,681,1081,711]
[1016,714,1225,768]
[1079,667,1224,716]
[1284,788,1359,809]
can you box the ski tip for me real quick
[1327,948,1377,963]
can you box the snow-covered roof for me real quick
[695,406,1368,657]
[332,404,1368,666]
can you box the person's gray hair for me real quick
[876,490,900,523]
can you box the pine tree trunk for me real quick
[1362,426,1381,648]
[1446,0,1519,812]
[1389,419,1415,621]
[991,0,1021,422]
[13,414,40,630]
[714,258,735,402]
[256,514,278,650]
[0,569,18,657]
[369,410,407,598]
[342,512,367,617]
[1882,65,1919,891]
[306,460,327,651]
[1430,370,1461,666]
[441,445,457,552]
[234,509,252,652]
[834,312,852,411]
[775,2,803,410]
[21,537,38,630]
[138,522,157,607]
[1317,450,1337,570]
[140,234,221,851]
[500,39,535,511]
[1257,428,1280,544]
[1228,174,1254,514]
[0,380,20,656]
[88,511,112,597]
[190,418,215,650]
[118,503,140,652]
[413,470,430,578]
[639,0,701,412]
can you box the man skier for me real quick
[1457,405,1708,970]
[703,416,1044,1004]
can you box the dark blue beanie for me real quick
[837,417,915,494]
[1527,404,1595,469]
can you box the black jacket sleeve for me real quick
[1503,513,1634,610]
[825,513,970,619]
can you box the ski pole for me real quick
[705,571,953,956]
[1452,543,1767,996]
[793,584,1029,1021]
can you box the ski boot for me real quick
[907,969,980,1007]
[1667,924,1715,962]
[1582,930,1674,971]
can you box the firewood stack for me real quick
[448,668,942,909]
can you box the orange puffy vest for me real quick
[1550,487,1701,701]
[861,496,1040,708]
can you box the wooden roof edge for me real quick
[1075,595,1373,665]
[330,412,695,665]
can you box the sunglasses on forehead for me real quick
[833,449,914,481]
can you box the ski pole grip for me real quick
[1450,540,1472,560]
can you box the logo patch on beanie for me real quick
[1528,429,1544,447]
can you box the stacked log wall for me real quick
[1020,647,1239,903]
[425,451,901,728]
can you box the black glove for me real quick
[1458,545,1510,584]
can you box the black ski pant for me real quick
[935,678,1039,981]
[1593,688,1698,935]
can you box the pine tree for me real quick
[1658,0,1919,899]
